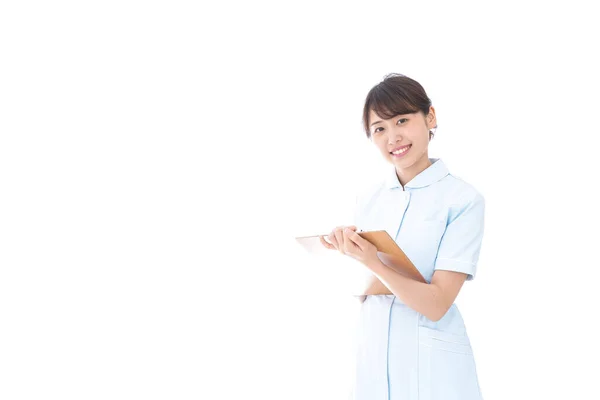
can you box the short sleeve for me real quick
[434,192,485,281]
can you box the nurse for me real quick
[320,73,485,400]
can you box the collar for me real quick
[385,158,449,190]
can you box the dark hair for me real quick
[362,73,436,139]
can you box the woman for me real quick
[320,74,485,400]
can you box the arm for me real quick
[364,259,467,321]
[319,230,393,302]
[351,276,391,304]
[345,192,486,315]
[362,274,393,295]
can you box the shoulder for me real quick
[439,172,484,207]
[437,174,485,224]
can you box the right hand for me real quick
[319,225,358,254]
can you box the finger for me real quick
[345,228,368,251]
[342,229,361,254]
[342,225,358,234]
[334,227,345,253]
[344,226,359,252]
[319,235,335,250]
[327,231,339,250]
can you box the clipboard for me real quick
[295,230,426,283]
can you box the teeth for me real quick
[392,146,410,155]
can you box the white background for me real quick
[1,1,599,399]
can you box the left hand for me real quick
[339,227,380,267]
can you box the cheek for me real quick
[381,145,393,158]
[410,131,430,147]
[373,138,388,154]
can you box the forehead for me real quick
[369,109,416,124]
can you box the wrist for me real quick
[365,257,385,272]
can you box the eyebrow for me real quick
[370,114,410,127]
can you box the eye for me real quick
[372,127,384,134]
[397,118,408,125]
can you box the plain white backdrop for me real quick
[1,1,599,399]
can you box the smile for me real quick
[390,145,411,157]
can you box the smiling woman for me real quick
[320,73,485,400]
[364,74,438,187]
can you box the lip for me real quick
[390,144,412,158]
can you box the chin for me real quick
[391,156,415,168]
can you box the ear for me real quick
[426,106,437,130]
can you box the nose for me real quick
[387,127,402,144]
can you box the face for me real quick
[368,107,437,172]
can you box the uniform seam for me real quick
[386,297,396,400]
[416,317,420,400]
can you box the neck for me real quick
[395,155,432,187]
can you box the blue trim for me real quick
[386,296,396,400]
[393,192,411,241]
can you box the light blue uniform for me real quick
[352,158,485,400]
